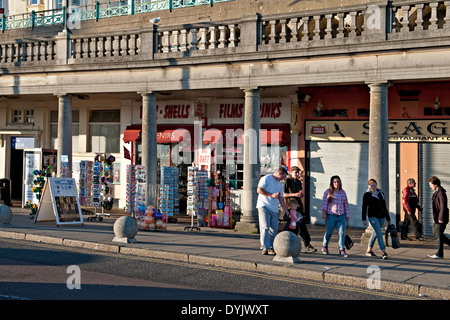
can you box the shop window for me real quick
[89,110,120,154]
[50,110,80,153]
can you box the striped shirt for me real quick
[321,189,350,218]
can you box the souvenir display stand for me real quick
[78,160,94,216]
[185,166,208,231]
[127,165,169,232]
[160,167,179,216]
[209,169,232,228]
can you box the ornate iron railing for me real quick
[0,0,236,31]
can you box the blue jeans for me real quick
[368,217,386,250]
[258,207,279,250]
[323,214,346,250]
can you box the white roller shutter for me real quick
[420,144,450,236]
[308,142,396,229]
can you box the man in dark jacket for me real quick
[427,176,450,259]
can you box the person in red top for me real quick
[401,178,425,241]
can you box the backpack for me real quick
[385,224,400,249]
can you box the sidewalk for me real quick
[0,205,449,300]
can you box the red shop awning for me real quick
[123,125,194,144]
[123,124,142,143]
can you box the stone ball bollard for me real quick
[113,216,138,243]
[273,231,302,263]
[0,204,13,227]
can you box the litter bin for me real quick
[0,179,12,206]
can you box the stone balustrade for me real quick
[0,39,56,63]
[2,1,450,68]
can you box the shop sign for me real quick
[152,101,196,123]
[306,120,450,142]
[209,98,291,124]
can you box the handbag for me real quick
[345,227,354,250]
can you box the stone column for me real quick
[235,87,260,233]
[141,92,158,196]
[361,81,390,244]
[56,94,72,178]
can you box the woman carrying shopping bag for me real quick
[362,178,391,260]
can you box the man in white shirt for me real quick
[257,166,290,255]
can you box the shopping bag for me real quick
[385,224,400,249]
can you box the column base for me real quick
[235,221,259,234]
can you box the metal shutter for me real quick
[308,142,396,229]
[420,144,450,236]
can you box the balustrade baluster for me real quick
[348,12,357,37]
[218,25,226,48]
[162,31,171,53]
[401,6,410,32]
[83,38,90,58]
[209,26,217,49]
[313,16,320,40]
[180,29,188,51]
[8,43,15,62]
[190,28,198,50]
[336,13,344,38]
[299,18,307,42]
[112,36,120,56]
[415,4,424,31]
[199,27,208,50]
[444,1,450,29]
[105,36,112,57]
[269,20,277,44]
[228,25,236,47]
[129,34,137,55]
[429,2,439,30]
[172,30,180,52]
[121,35,128,56]
[279,19,287,43]
[325,14,333,39]
[97,37,105,57]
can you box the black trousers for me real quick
[284,220,311,246]
[433,223,450,257]
[401,210,421,239]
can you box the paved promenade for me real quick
[0,205,449,300]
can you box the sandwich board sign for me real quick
[35,178,83,226]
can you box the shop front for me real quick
[306,119,450,236]
[122,97,295,219]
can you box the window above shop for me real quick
[11,109,35,124]
[89,110,120,122]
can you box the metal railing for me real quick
[0,0,235,32]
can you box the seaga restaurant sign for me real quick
[306,120,450,142]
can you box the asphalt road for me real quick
[0,238,419,306]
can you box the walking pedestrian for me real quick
[401,178,425,241]
[256,166,290,255]
[427,176,450,259]
[321,175,350,257]
[362,179,391,259]
[283,166,317,253]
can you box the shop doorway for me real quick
[10,148,24,200]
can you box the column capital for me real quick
[240,87,260,92]
[365,80,392,87]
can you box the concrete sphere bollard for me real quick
[273,231,302,263]
[0,204,13,227]
[113,216,138,243]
